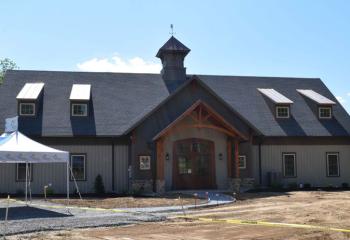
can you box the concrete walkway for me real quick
[121,192,235,213]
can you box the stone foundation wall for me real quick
[241,178,255,188]
[228,178,255,192]
[228,178,241,193]
[131,179,153,193]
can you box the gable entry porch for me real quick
[153,100,247,193]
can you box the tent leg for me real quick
[25,162,28,205]
[67,161,70,208]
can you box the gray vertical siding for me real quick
[255,145,350,187]
[239,142,254,178]
[0,142,129,195]
[114,145,129,193]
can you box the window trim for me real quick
[70,154,87,181]
[276,106,290,119]
[19,102,36,116]
[16,163,33,182]
[326,152,340,177]
[238,155,247,169]
[319,107,332,119]
[282,152,297,178]
[71,103,88,117]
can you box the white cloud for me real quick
[347,92,350,97]
[77,55,161,73]
[336,96,346,104]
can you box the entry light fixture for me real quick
[219,153,223,161]
[166,153,170,161]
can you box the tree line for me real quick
[0,58,18,84]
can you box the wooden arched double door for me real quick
[173,138,216,190]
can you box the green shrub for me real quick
[94,174,105,195]
[287,182,298,189]
[271,182,283,189]
[342,182,349,188]
[304,183,311,189]
[46,187,54,196]
[16,189,24,196]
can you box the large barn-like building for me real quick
[1,36,350,194]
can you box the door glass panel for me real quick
[178,156,192,174]
[192,143,200,153]
[177,143,190,155]
[197,155,210,176]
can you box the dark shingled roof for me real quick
[0,70,349,137]
[156,36,190,58]
[198,75,350,137]
[0,70,169,136]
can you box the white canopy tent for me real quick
[0,131,70,203]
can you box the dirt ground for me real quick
[9,191,350,240]
[48,194,207,208]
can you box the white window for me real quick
[71,103,88,117]
[238,155,246,169]
[283,153,296,177]
[19,103,35,116]
[276,106,290,118]
[139,155,151,170]
[70,155,86,181]
[319,107,332,119]
[16,163,33,182]
[326,153,339,177]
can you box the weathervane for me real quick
[170,24,175,36]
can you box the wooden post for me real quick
[234,139,240,178]
[227,139,232,178]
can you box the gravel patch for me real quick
[0,200,164,236]
[0,192,234,236]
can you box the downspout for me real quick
[258,137,263,185]
[128,137,132,193]
[111,139,115,192]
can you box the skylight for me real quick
[16,83,45,100]
[257,88,293,104]
[297,89,336,105]
[69,84,91,101]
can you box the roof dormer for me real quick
[297,89,336,120]
[69,84,91,117]
[16,83,45,117]
[258,88,293,119]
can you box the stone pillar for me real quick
[227,138,241,193]
[234,139,240,179]
[156,179,165,194]
[228,178,241,193]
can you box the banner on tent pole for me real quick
[5,116,18,133]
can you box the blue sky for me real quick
[1,1,349,112]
